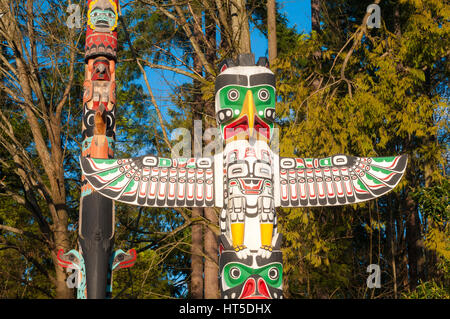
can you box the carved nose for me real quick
[239,277,270,299]
[96,63,106,73]
[243,179,259,185]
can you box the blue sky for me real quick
[144,1,312,128]
[251,0,311,58]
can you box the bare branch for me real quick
[120,15,176,152]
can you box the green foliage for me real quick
[248,0,300,54]
[276,0,449,298]
[413,179,450,225]
[402,279,450,299]
[402,259,450,299]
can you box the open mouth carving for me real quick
[238,178,264,194]
[95,20,110,27]
[224,115,270,140]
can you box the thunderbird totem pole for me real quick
[80,48,408,298]
[58,0,136,299]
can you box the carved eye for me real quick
[86,113,95,127]
[265,108,275,122]
[227,89,240,101]
[228,163,247,178]
[268,267,279,280]
[255,162,271,178]
[258,89,270,101]
[218,109,233,123]
[229,267,241,279]
[231,167,242,175]
[106,114,114,128]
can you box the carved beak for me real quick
[94,105,106,135]
[240,90,256,138]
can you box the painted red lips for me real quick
[239,277,271,299]
[224,115,270,140]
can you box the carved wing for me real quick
[80,155,223,207]
[276,154,408,207]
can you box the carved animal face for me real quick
[227,159,272,197]
[220,249,283,299]
[88,0,118,32]
[82,104,116,141]
[215,54,276,143]
[92,59,111,81]
[226,145,273,202]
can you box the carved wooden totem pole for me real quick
[58,0,136,299]
[80,53,408,299]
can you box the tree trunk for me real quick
[8,6,73,297]
[190,5,205,297]
[191,208,204,298]
[54,251,73,299]
[267,0,277,65]
[386,207,398,298]
[311,0,320,33]
[231,0,251,55]
[204,208,219,298]
[190,112,204,298]
[203,9,219,299]
[53,200,72,299]
[405,194,423,291]
[311,0,322,90]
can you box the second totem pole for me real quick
[58,0,136,299]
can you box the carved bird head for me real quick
[215,54,276,144]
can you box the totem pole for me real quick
[58,0,136,299]
[79,53,407,299]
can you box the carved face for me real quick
[88,0,118,32]
[220,251,283,299]
[215,56,276,143]
[219,233,283,299]
[92,59,111,81]
[82,103,116,141]
[227,147,273,197]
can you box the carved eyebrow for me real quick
[92,8,115,14]
[249,73,275,87]
[215,74,248,95]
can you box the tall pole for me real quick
[79,0,119,299]
[59,0,135,299]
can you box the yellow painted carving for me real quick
[260,223,273,247]
[231,223,245,248]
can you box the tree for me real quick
[267,0,277,64]
[276,0,448,298]
[0,0,81,298]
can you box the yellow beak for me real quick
[240,90,256,138]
